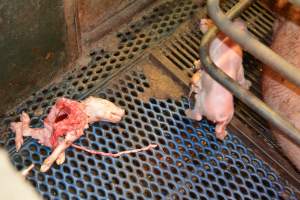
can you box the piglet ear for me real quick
[232,19,247,31]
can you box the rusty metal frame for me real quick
[199,0,300,145]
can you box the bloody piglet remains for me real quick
[10,96,157,172]
[185,18,251,140]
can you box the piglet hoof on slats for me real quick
[185,109,202,121]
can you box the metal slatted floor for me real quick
[1,0,299,199]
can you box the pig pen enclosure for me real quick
[0,0,299,199]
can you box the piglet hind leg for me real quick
[185,109,203,121]
[40,133,77,172]
[40,143,67,172]
[56,148,66,165]
[10,112,31,151]
[215,120,229,140]
[55,137,66,165]
[10,122,23,152]
[237,64,252,90]
[185,94,203,121]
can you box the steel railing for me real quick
[199,0,300,145]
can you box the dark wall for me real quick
[78,0,135,33]
[0,0,153,115]
[0,0,71,114]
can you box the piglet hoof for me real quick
[56,152,66,165]
[40,156,55,172]
[185,109,194,119]
[40,161,51,173]
[216,130,228,141]
[185,109,202,121]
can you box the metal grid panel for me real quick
[2,0,298,199]
[11,69,296,200]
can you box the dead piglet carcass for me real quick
[11,97,125,172]
[41,97,126,172]
[40,97,90,172]
[185,19,251,140]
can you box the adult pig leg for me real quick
[274,111,300,170]
[275,130,300,170]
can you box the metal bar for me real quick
[207,0,300,88]
[199,0,300,145]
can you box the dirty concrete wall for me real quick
[0,0,73,115]
[0,0,153,115]
[77,0,156,50]
[77,0,135,33]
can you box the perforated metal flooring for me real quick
[1,0,299,199]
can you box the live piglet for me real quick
[185,18,251,140]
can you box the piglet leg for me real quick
[21,164,35,177]
[10,112,31,151]
[10,122,23,152]
[56,152,66,165]
[185,94,203,121]
[185,109,202,121]
[40,132,78,172]
[40,142,68,172]
[237,64,251,89]
[56,138,66,165]
[10,112,53,151]
[215,121,228,140]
